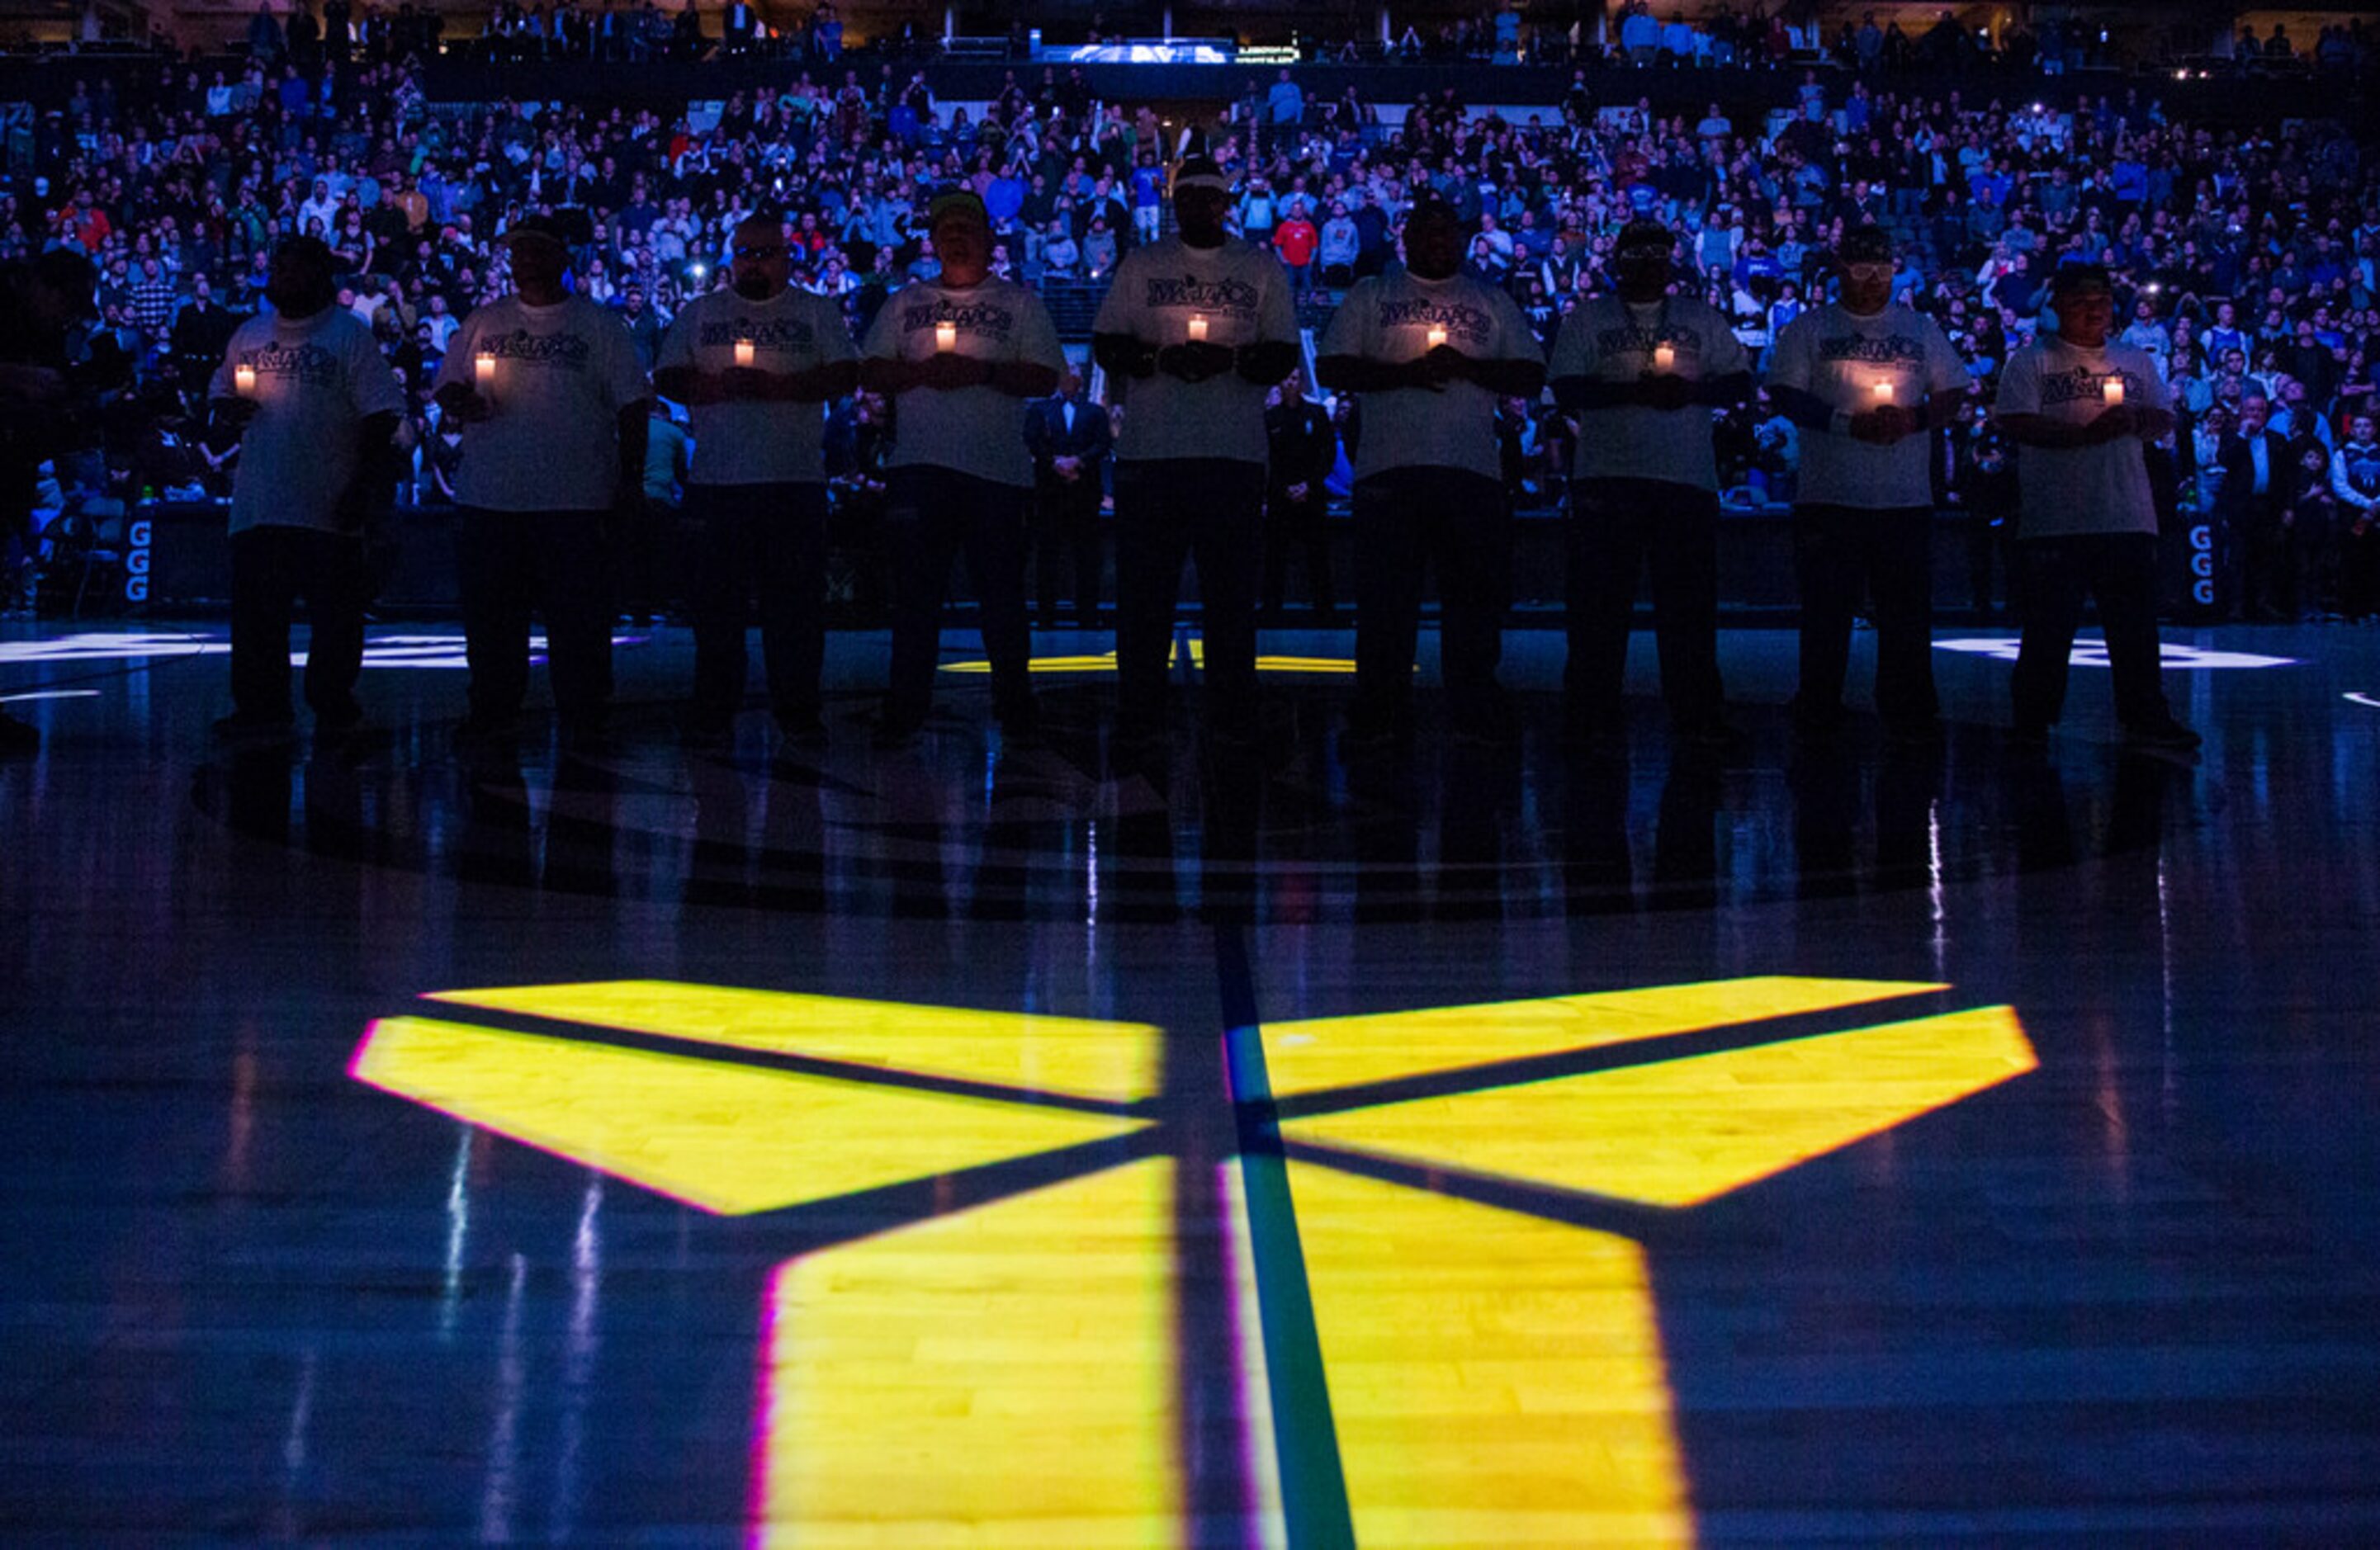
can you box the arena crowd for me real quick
[2,32,2378,758]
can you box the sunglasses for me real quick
[733,244,788,260]
[1842,262,1894,281]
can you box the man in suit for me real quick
[2217,392,2296,620]
[1024,366,1111,629]
[1262,368,1338,619]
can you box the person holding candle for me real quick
[653,212,859,749]
[858,190,1065,748]
[1767,226,1971,745]
[206,235,405,741]
[432,213,653,755]
[1091,155,1301,748]
[1546,218,1753,752]
[1992,264,2199,751]
[1315,195,1546,746]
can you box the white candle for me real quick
[934,320,958,352]
[2101,377,2125,406]
[1652,343,1675,371]
[1187,314,1209,343]
[1871,380,1895,404]
[733,339,756,368]
[475,352,497,388]
[1426,325,1449,351]
[233,363,257,396]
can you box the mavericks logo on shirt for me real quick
[1816,334,1928,366]
[245,339,343,387]
[2037,364,2132,408]
[901,300,1015,342]
[481,328,594,371]
[1596,323,1702,357]
[1143,273,1261,314]
[1381,298,1493,347]
[699,318,816,349]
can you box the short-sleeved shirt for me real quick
[1547,294,1749,492]
[211,306,405,536]
[656,285,855,487]
[1994,338,2169,539]
[432,294,651,513]
[1093,234,1301,466]
[1767,301,1970,509]
[1317,267,1542,484]
[859,275,1065,489]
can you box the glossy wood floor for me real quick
[4,617,2378,1546]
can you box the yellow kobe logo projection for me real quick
[352,976,2035,1546]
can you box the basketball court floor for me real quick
[3,617,2377,1544]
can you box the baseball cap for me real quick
[1171,157,1230,196]
[497,212,570,251]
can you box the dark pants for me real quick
[1792,502,1938,728]
[2238,500,2299,619]
[688,481,827,725]
[883,466,1030,721]
[455,508,613,732]
[1114,458,1266,728]
[1565,476,1724,731]
[1032,478,1105,626]
[1353,468,1509,725]
[229,524,370,723]
[2011,532,2174,730]
[2341,516,2380,621]
[1262,486,1335,617]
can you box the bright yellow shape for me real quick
[757,1159,1183,1548]
[941,643,1360,676]
[353,1016,1143,1217]
[425,981,1160,1102]
[1260,976,1947,1098]
[1285,1005,2035,1208]
[943,653,1122,675]
[1286,1162,1692,1548]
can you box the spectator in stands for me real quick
[1024,365,1111,630]
[1261,367,1337,621]
[206,236,404,742]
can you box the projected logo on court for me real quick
[353,976,2033,1546]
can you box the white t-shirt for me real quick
[655,285,855,487]
[1092,234,1300,466]
[1767,301,1970,508]
[432,294,651,513]
[859,276,1065,489]
[1547,293,1749,491]
[1317,267,1541,484]
[211,307,406,536]
[1993,337,2169,539]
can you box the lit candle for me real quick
[934,320,958,352]
[1187,314,1209,343]
[1871,380,1895,404]
[475,352,497,389]
[2101,376,2125,406]
[733,339,756,368]
[233,363,257,396]
[1426,325,1449,351]
[1652,343,1676,371]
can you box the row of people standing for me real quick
[192,172,2198,762]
